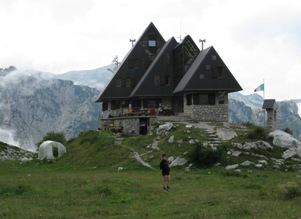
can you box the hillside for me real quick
[37,121,300,174]
[2,121,301,218]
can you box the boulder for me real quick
[158,122,173,131]
[169,156,187,167]
[282,147,301,160]
[225,164,239,170]
[216,127,237,141]
[234,141,273,150]
[168,136,175,143]
[240,160,255,166]
[258,160,268,165]
[269,130,301,148]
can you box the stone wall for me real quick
[184,104,228,122]
[100,116,154,135]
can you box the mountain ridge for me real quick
[0,65,300,152]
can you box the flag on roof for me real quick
[254,83,264,92]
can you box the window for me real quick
[186,94,192,105]
[148,40,156,47]
[102,101,108,111]
[209,94,215,105]
[121,78,126,87]
[126,78,132,87]
[116,78,121,87]
[193,94,199,104]
[154,75,170,86]
[199,94,209,105]
[160,76,170,86]
[212,66,224,79]
[199,74,205,79]
[111,100,120,110]
[206,64,211,70]
[154,75,160,86]
[165,54,170,65]
[147,100,156,108]
[212,55,217,60]
[128,59,139,69]
[143,59,151,70]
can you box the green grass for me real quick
[1,122,301,218]
[0,162,301,219]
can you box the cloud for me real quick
[0,128,21,147]
[0,69,52,88]
[0,0,301,101]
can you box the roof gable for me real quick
[173,46,242,94]
[96,22,166,101]
[130,37,178,97]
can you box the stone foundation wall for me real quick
[184,104,228,122]
[100,116,154,135]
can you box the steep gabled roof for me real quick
[130,37,178,97]
[173,46,242,94]
[96,22,166,102]
[173,47,210,93]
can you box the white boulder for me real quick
[168,136,175,143]
[240,160,255,166]
[216,127,237,141]
[269,130,301,148]
[158,122,173,131]
[169,156,187,167]
[225,164,239,170]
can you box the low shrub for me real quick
[37,131,67,146]
[188,143,227,168]
[281,182,301,200]
[247,126,267,140]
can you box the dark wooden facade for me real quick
[96,22,242,134]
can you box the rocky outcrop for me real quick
[0,141,34,161]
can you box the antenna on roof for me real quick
[199,39,206,50]
[176,19,182,42]
[129,39,136,47]
[111,55,119,68]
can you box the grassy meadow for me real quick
[1,123,301,218]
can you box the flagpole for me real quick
[263,78,266,129]
[263,79,265,99]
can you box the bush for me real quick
[247,126,267,140]
[37,131,67,146]
[283,127,293,135]
[188,143,226,168]
[281,182,301,200]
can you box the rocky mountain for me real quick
[55,64,116,90]
[56,66,301,139]
[1,64,300,153]
[0,68,100,152]
[229,93,301,138]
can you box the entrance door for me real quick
[139,118,149,135]
[173,96,183,115]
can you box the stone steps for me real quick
[204,129,221,147]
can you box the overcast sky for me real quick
[1,0,301,101]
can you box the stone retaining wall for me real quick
[184,104,228,122]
